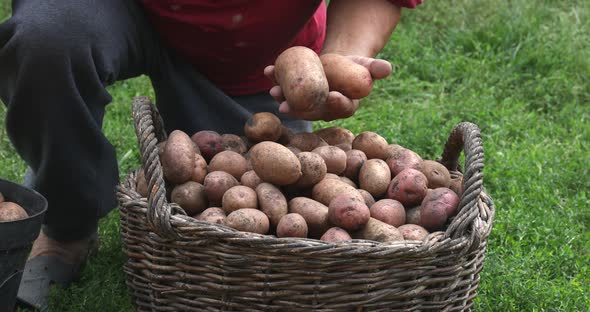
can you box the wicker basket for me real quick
[117,96,495,311]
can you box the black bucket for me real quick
[0,178,47,312]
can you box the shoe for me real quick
[15,231,99,311]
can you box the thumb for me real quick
[347,56,393,80]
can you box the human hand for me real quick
[264,55,392,121]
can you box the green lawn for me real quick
[1,1,589,311]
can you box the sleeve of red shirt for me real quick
[390,0,424,9]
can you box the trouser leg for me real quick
[0,0,161,241]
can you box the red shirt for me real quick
[140,1,423,95]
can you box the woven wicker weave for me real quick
[117,96,495,311]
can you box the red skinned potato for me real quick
[288,197,330,238]
[312,145,347,175]
[274,46,329,112]
[328,193,370,231]
[370,199,405,227]
[171,181,208,216]
[398,224,429,241]
[197,207,226,225]
[249,141,302,185]
[244,112,282,143]
[320,227,352,242]
[339,176,357,188]
[191,130,224,161]
[352,217,403,243]
[208,151,248,180]
[256,183,288,228]
[387,168,428,207]
[422,187,460,218]
[352,131,389,160]
[294,152,327,188]
[419,198,448,232]
[161,130,195,184]
[0,202,28,222]
[203,171,239,206]
[343,149,367,181]
[221,134,248,155]
[386,148,423,177]
[320,53,373,99]
[278,126,295,146]
[225,208,270,235]
[276,213,308,238]
[358,159,391,198]
[314,126,355,146]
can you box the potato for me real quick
[288,132,327,152]
[203,171,239,206]
[449,176,464,198]
[274,46,329,111]
[191,153,208,184]
[324,173,341,180]
[208,151,248,180]
[312,178,363,206]
[157,141,167,159]
[419,160,451,188]
[225,208,270,235]
[352,217,403,243]
[398,224,429,241]
[405,206,421,225]
[287,146,302,155]
[314,126,355,146]
[191,130,224,161]
[312,145,347,175]
[335,143,352,152]
[385,148,423,177]
[161,130,196,184]
[0,202,28,222]
[222,133,248,155]
[244,112,282,142]
[387,168,428,207]
[339,176,357,188]
[370,199,405,227]
[256,183,288,228]
[320,227,352,242]
[288,197,330,238]
[222,185,258,214]
[328,193,370,231]
[352,131,389,160]
[0,191,4,203]
[358,189,376,207]
[343,149,367,181]
[197,207,226,225]
[276,213,308,238]
[136,169,148,197]
[384,144,405,160]
[419,197,448,232]
[171,181,208,215]
[250,142,302,185]
[278,125,295,145]
[358,159,391,198]
[423,187,460,218]
[320,53,373,99]
[241,170,263,189]
[294,152,327,188]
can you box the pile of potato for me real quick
[0,191,29,222]
[137,112,464,243]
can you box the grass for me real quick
[1,0,589,310]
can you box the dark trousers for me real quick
[0,0,310,241]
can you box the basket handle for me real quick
[132,96,184,239]
[439,122,486,243]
